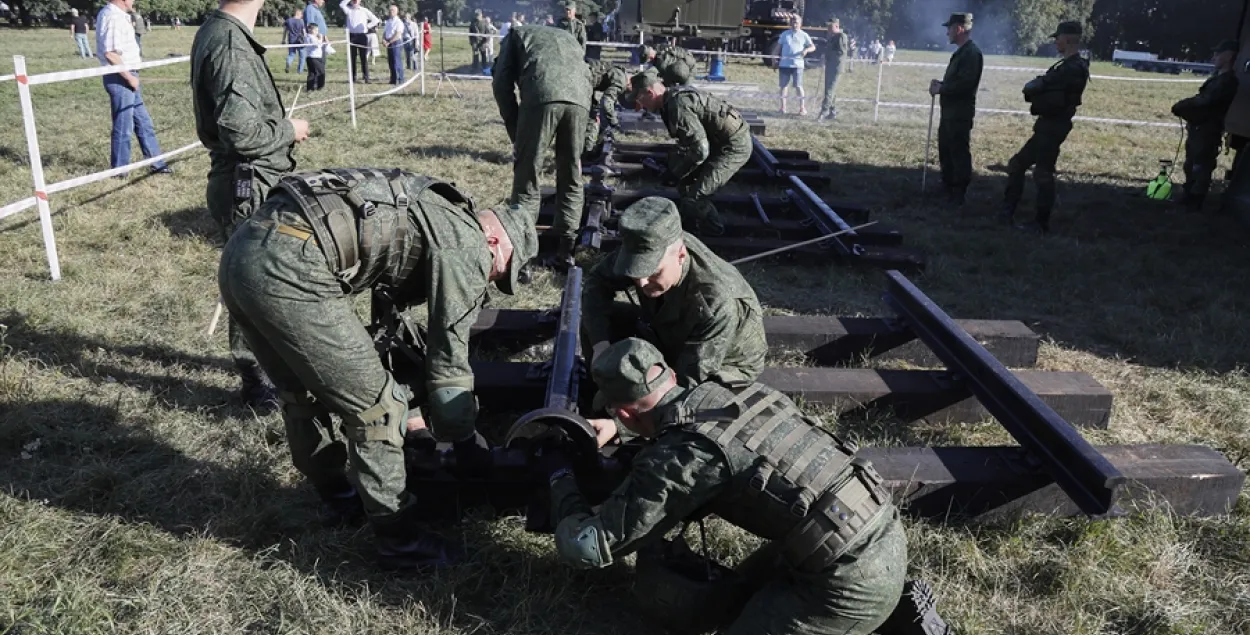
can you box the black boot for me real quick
[998,202,1016,226]
[239,367,280,414]
[947,185,966,208]
[372,509,463,572]
[316,477,366,528]
[543,237,575,270]
[878,579,953,635]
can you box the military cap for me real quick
[941,13,972,27]
[1050,21,1082,38]
[614,197,683,278]
[828,18,840,27]
[592,338,672,411]
[562,0,578,9]
[491,205,538,295]
[1215,39,1241,54]
[627,69,662,103]
[640,44,657,60]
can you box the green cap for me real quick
[627,69,662,103]
[1050,21,1082,38]
[562,0,577,9]
[614,197,683,278]
[492,204,538,295]
[591,338,671,411]
[1215,39,1241,54]
[941,12,972,27]
[639,44,657,60]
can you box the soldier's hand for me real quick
[928,79,941,96]
[290,118,311,142]
[588,418,618,447]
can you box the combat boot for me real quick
[372,509,463,572]
[543,236,576,270]
[998,202,1016,226]
[316,477,366,528]
[947,185,966,208]
[239,367,280,414]
[878,579,953,635]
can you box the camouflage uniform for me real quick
[818,28,849,120]
[217,168,537,557]
[191,9,297,394]
[653,44,697,86]
[549,339,906,635]
[1003,27,1089,232]
[1173,51,1239,210]
[556,4,587,51]
[936,18,983,204]
[493,25,591,245]
[581,198,766,389]
[584,60,628,149]
[470,10,489,72]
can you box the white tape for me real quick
[263,38,348,50]
[874,100,1182,127]
[43,142,204,194]
[0,196,37,220]
[26,55,191,86]
[0,73,15,83]
[881,60,1203,82]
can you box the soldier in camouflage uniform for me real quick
[469,9,488,73]
[641,42,697,86]
[817,19,849,122]
[929,12,983,207]
[582,198,766,388]
[218,168,538,570]
[1172,39,1240,212]
[630,72,752,236]
[1001,21,1089,234]
[584,59,628,151]
[538,338,958,635]
[191,0,311,410]
[557,0,587,50]
[493,25,591,264]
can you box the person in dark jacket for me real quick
[1172,39,1240,212]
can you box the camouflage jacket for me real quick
[492,25,592,142]
[588,60,627,126]
[190,10,296,186]
[654,44,696,85]
[939,39,983,120]
[1173,71,1239,130]
[1024,53,1089,120]
[557,16,587,48]
[660,86,749,178]
[469,16,487,50]
[824,31,849,66]
[582,233,766,386]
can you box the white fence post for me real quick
[874,61,884,122]
[13,56,62,281]
[346,28,357,128]
[419,32,426,96]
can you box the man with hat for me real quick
[557,0,587,50]
[1001,20,1089,234]
[584,59,629,151]
[1171,39,1240,212]
[539,337,955,635]
[629,72,752,236]
[492,25,592,265]
[640,42,697,86]
[217,168,537,570]
[929,12,983,207]
[581,197,765,389]
[817,18,850,122]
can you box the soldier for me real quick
[641,42,697,86]
[928,12,983,207]
[191,0,311,410]
[817,18,849,122]
[584,59,628,152]
[492,25,592,265]
[1172,39,1240,212]
[582,197,766,388]
[469,8,488,73]
[556,0,587,50]
[1001,21,1089,234]
[218,168,538,569]
[540,338,954,635]
[629,72,752,236]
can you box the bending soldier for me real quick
[541,338,954,635]
[557,0,587,50]
[191,0,311,410]
[492,25,592,265]
[584,59,628,151]
[630,72,752,236]
[217,168,537,569]
[929,12,983,207]
[582,197,766,388]
[641,42,697,86]
[1172,39,1240,212]
[1001,21,1089,234]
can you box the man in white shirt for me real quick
[499,13,513,41]
[340,0,380,83]
[777,15,815,115]
[96,0,171,174]
[382,4,405,84]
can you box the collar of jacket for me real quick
[209,9,268,56]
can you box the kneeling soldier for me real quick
[542,338,953,635]
[218,168,537,570]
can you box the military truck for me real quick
[616,0,811,57]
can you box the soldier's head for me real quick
[1213,39,1240,71]
[942,13,972,45]
[591,338,679,437]
[479,205,538,296]
[1050,21,1082,56]
[639,44,657,63]
[564,3,577,20]
[614,198,687,298]
[827,18,840,34]
[628,71,666,112]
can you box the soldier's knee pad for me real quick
[427,385,479,442]
[342,375,408,447]
[278,390,330,421]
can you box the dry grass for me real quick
[0,26,1248,634]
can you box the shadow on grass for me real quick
[157,206,220,241]
[406,144,512,165]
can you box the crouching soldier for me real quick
[540,338,954,635]
[1172,39,1240,212]
[584,59,629,153]
[218,168,537,570]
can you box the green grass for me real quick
[1,26,1248,634]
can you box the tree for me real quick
[442,0,465,23]
[807,0,895,39]
[9,0,68,26]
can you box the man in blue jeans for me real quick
[383,4,405,84]
[776,15,815,115]
[96,0,171,175]
[283,8,306,73]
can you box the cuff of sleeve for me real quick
[427,375,475,393]
[550,471,591,518]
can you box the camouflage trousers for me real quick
[583,89,622,150]
[677,129,752,233]
[725,512,907,635]
[1183,124,1223,203]
[819,62,844,115]
[938,117,974,189]
[207,173,275,376]
[1004,116,1073,228]
[218,202,415,522]
[510,102,588,241]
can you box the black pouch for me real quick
[234,162,255,203]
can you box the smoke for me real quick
[891,0,1018,54]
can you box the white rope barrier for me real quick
[886,59,1205,82]
[44,142,205,194]
[26,55,191,86]
[0,197,37,221]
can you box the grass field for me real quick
[1,25,1249,635]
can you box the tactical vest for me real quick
[664,86,747,146]
[664,382,891,573]
[272,168,475,294]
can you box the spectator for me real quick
[404,12,419,70]
[95,0,171,175]
[173,16,181,30]
[304,0,328,45]
[499,12,514,41]
[383,4,405,84]
[305,23,327,91]
[886,39,896,63]
[422,17,432,61]
[483,16,498,70]
[777,15,815,115]
[69,8,92,59]
[340,0,380,83]
[283,8,306,73]
[130,5,147,55]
